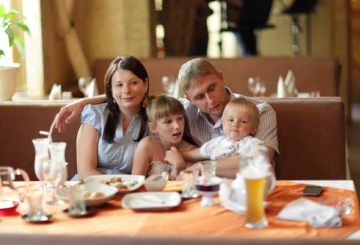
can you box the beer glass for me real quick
[241,161,272,229]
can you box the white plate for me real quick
[84,174,145,194]
[121,192,181,211]
[56,182,118,207]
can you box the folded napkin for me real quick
[284,70,298,97]
[277,198,342,227]
[277,75,287,98]
[219,174,246,214]
[85,78,99,97]
[49,84,62,100]
[277,70,298,98]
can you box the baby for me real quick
[182,97,264,161]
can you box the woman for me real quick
[76,56,149,179]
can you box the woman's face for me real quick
[111,69,148,113]
[151,114,185,147]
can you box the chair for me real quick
[220,0,275,56]
[280,0,319,55]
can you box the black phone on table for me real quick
[302,185,323,196]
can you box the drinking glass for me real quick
[243,173,268,228]
[32,138,50,191]
[199,161,216,178]
[240,157,273,229]
[42,161,68,205]
[180,169,199,198]
[49,142,68,186]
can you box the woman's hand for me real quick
[55,100,85,133]
[164,146,186,175]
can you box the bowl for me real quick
[57,182,118,207]
[0,200,19,216]
[144,174,168,192]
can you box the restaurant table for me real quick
[1,180,360,245]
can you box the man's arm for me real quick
[55,95,106,133]
[186,155,241,179]
[182,148,203,162]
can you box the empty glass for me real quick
[180,169,199,198]
[66,185,87,216]
[199,161,216,179]
[42,161,68,205]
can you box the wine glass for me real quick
[42,161,68,205]
[195,176,222,207]
[248,77,257,96]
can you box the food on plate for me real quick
[83,191,104,200]
[100,177,139,190]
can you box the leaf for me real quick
[15,21,30,34]
[0,5,5,17]
[14,37,25,56]
[4,26,14,46]
[0,49,4,58]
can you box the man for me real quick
[55,58,278,178]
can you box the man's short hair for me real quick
[178,58,220,93]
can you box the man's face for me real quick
[185,73,230,124]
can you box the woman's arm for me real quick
[76,124,102,179]
[55,95,106,133]
[132,138,152,176]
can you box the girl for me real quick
[132,95,196,179]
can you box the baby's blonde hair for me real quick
[222,98,260,126]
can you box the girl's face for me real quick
[222,109,258,142]
[149,114,185,147]
[111,69,148,113]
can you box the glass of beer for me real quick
[241,163,271,229]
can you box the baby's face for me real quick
[222,110,257,142]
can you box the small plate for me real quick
[21,213,52,223]
[63,208,96,218]
[56,182,118,208]
[181,191,200,199]
[85,174,145,194]
[122,192,181,211]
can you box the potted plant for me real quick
[0,4,30,100]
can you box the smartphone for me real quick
[302,185,323,196]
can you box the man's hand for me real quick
[55,100,84,133]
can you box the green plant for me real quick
[0,4,30,59]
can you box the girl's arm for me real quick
[76,124,102,179]
[132,138,152,176]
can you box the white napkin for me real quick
[277,75,287,98]
[85,78,99,97]
[277,198,342,227]
[172,80,184,98]
[49,84,62,100]
[284,70,298,97]
[219,174,246,214]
